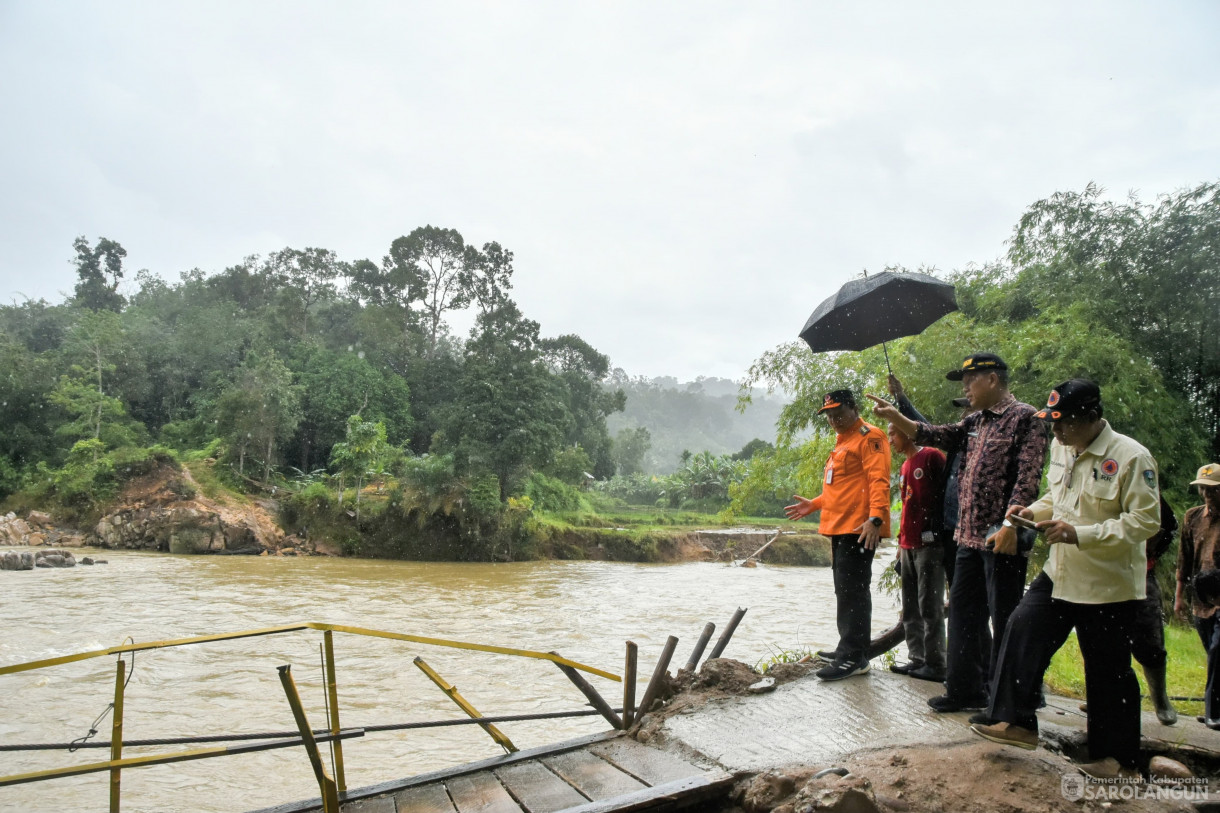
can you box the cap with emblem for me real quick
[945,352,1008,381]
[817,389,857,414]
[1035,379,1102,421]
[1190,463,1220,487]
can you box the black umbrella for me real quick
[798,270,957,373]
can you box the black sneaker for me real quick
[968,711,995,726]
[815,648,841,661]
[817,660,871,681]
[927,693,988,713]
[908,665,945,682]
[889,661,923,675]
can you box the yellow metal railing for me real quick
[0,621,626,813]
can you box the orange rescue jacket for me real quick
[808,418,892,537]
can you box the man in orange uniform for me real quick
[786,389,893,680]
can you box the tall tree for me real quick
[72,236,127,312]
[264,247,341,336]
[540,333,624,479]
[215,351,302,480]
[444,302,571,499]
[464,241,514,315]
[384,226,472,357]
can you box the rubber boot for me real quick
[1143,662,1178,726]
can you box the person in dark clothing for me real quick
[887,374,968,587]
[1175,463,1220,728]
[869,353,1049,714]
[1130,496,1179,725]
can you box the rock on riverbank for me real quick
[86,464,286,555]
[0,510,85,547]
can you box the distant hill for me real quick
[604,372,787,474]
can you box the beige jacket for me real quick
[1028,421,1160,604]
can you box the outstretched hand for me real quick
[864,393,902,424]
[784,495,815,521]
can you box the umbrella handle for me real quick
[881,341,892,376]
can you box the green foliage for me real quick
[546,445,593,486]
[594,473,667,505]
[612,426,651,476]
[525,471,592,513]
[72,236,127,312]
[27,442,178,522]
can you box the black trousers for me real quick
[1193,614,1220,720]
[945,545,1028,701]
[988,573,1141,769]
[830,533,874,663]
[1130,572,1166,672]
[990,568,1141,766]
[941,529,958,588]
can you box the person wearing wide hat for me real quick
[971,379,1160,781]
[1176,461,1220,728]
[785,389,892,681]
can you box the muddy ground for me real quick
[632,659,1213,813]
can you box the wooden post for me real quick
[636,636,679,719]
[683,623,716,672]
[707,608,747,660]
[278,665,340,813]
[322,630,346,793]
[109,658,125,813]
[414,657,518,752]
[550,651,622,730]
[622,641,638,728]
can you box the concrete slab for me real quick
[660,668,971,771]
[659,669,1220,773]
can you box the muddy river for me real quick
[0,549,902,812]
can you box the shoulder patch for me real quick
[859,425,869,436]
[913,468,924,480]
[1143,469,1157,488]
[1101,459,1119,476]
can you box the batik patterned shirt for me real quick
[914,393,1049,549]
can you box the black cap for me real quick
[818,389,857,414]
[946,352,1008,381]
[951,396,971,409]
[1035,379,1102,421]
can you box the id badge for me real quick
[825,466,834,485]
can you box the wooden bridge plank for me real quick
[495,761,589,813]
[394,784,458,813]
[587,740,704,788]
[446,771,521,813]
[340,797,394,813]
[542,751,644,801]
[554,770,736,813]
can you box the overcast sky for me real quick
[1,1,1217,381]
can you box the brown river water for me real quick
[0,549,901,812]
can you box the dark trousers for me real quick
[988,573,1141,769]
[945,545,1028,701]
[1130,572,1166,672]
[831,533,874,663]
[941,530,958,588]
[900,546,946,671]
[1193,614,1220,720]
